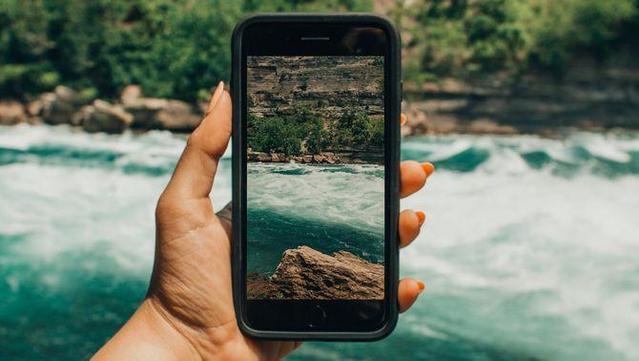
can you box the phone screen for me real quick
[245,55,385,301]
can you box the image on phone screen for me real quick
[246,55,385,301]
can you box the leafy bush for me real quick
[249,115,299,154]
[336,109,382,148]
[2,0,638,100]
[248,108,382,156]
[406,0,638,80]
[527,0,636,74]
[0,0,370,100]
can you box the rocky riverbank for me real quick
[247,246,384,300]
[247,148,383,164]
[4,65,639,136]
[0,85,203,134]
[401,67,639,136]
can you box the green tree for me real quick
[1,0,369,100]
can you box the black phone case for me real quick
[231,13,401,341]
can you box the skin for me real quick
[93,81,435,361]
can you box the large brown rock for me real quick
[120,85,142,105]
[41,86,86,125]
[247,246,383,300]
[323,152,337,164]
[271,153,287,162]
[80,100,133,134]
[247,151,273,162]
[0,100,26,125]
[124,98,201,131]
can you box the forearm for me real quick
[92,298,201,361]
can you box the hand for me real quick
[93,82,435,361]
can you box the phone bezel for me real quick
[231,13,400,341]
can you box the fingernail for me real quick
[400,113,407,126]
[422,162,435,176]
[417,281,426,293]
[207,81,225,113]
[416,211,426,225]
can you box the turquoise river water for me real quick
[1,124,638,360]
[247,162,384,275]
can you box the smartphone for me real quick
[231,13,400,340]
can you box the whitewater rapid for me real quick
[247,162,385,273]
[1,124,638,360]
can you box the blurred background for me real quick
[1,0,638,360]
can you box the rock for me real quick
[155,100,201,131]
[313,154,326,163]
[80,100,133,134]
[26,98,45,116]
[302,155,313,163]
[247,56,384,122]
[26,116,43,125]
[54,85,80,104]
[72,105,92,126]
[271,153,287,162]
[247,246,384,300]
[0,100,26,125]
[120,85,142,105]
[124,98,201,131]
[123,98,166,129]
[42,97,76,125]
[323,152,337,164]
[248,151,271,162]
[41,87,87,125]
[257,152,272,162]
[467,119,517,135]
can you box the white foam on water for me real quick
[401,166,639,360]
[2,125,639,360]
[0,162,163,271]
[247,162,384,233]
[575,133,632,163]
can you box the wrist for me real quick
[93,298,203,361]
[143,296,253,361]
[141,298,205,360]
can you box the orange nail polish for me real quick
[400,113,407,126]
[416,211,426,225]
[417,281,426,293]
[422,162,435,176]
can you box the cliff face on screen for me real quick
[247,56,383,121]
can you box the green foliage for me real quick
[0,0,367,100]
[406,0,638,80]
[249,115,302,154]
[242,0,372,12]
[336,109,377,147]
[248,108,382,156]
[249,106,334,155]
[526,0,636,73]
[2,0,638,99]
[409,0,527,78]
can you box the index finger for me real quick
[162,82,232,202]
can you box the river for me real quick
[1,124,637,360]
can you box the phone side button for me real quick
[306,304,327,329]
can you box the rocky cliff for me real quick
[402,66,639,135]
[247,56,384,123]
[247,246,384,300]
